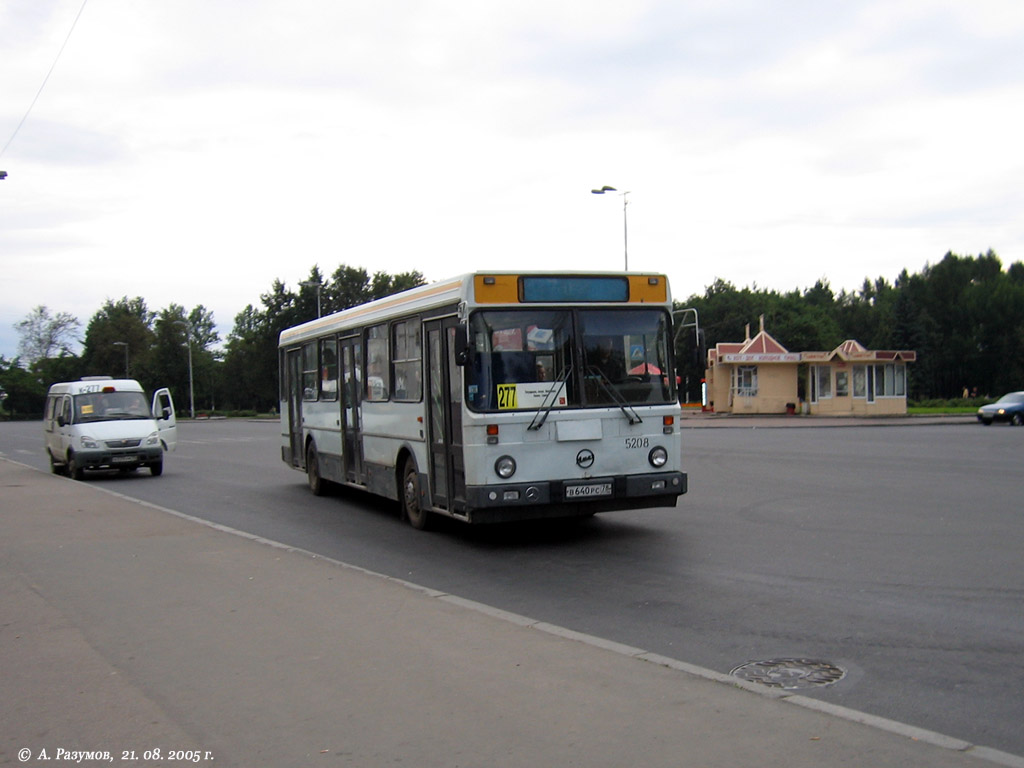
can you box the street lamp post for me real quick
[173,321,195,419]
[112,341,129,377]
[591,185,630,270]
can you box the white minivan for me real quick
[44,377,178,479]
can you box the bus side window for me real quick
[392,319,422,402]
[366,324,390,401]
[320,338,338,401]
[302,342,318,400]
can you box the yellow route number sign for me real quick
[497,384,518,410]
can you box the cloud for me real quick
[2,0,1023,360]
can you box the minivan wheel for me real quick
[67,453,85,481]
[150,459,163,476]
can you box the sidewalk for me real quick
[1,458,1019,768]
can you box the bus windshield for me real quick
[465,308,675,412]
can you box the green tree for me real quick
[31,354,85,390]
[370,269,425,299]
[323,264,426,313]
[898,250,1014,398]
[326,265,371,311]
[80,297,156,387]
[223,304,277,412]
[0,355,46,418]
[221,265,427,412]
[151,304,222,414]
[298,265,327,319]
[674,279,778,398]
[14,305,80,366]
[185,305,223,411]
[676,250,1024,402]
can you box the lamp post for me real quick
[173,320,195,419]
[300,280,323,318]
[591,185,630,270]
[112,341,129,377]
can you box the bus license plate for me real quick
[565,482,612,499]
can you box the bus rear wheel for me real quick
[402,457,431,530]
[307,444,326,496]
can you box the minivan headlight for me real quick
[648,446,668,468]
[79,435,98,449]
[494,455,517,479]
[146,431,160,446]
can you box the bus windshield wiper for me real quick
[527,365,573,431]
[587,366,643,425]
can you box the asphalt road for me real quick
[2,417,1021,756]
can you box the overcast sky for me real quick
[2,0,1023,360]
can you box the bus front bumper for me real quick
[463,471,686,523]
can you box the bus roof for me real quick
[279,271,671,347]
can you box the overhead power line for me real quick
[0,0,90,161]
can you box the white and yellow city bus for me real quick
[279,272,687,528]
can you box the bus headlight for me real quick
[648,446,668,468]
[494,455,517,479]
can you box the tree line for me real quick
[3,251,1022,418]
[673,250,1024,402]
[0,265,424,417]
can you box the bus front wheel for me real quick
[402,457,431,530]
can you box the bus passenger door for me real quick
[340,336,364,484]
[286,349,303,468]
[425,318,466,513]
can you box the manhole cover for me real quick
[730,658,846,690]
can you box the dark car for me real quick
[977,391,1024,425]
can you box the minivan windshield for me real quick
[74,391,152,423]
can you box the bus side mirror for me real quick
[454,324,470,366]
